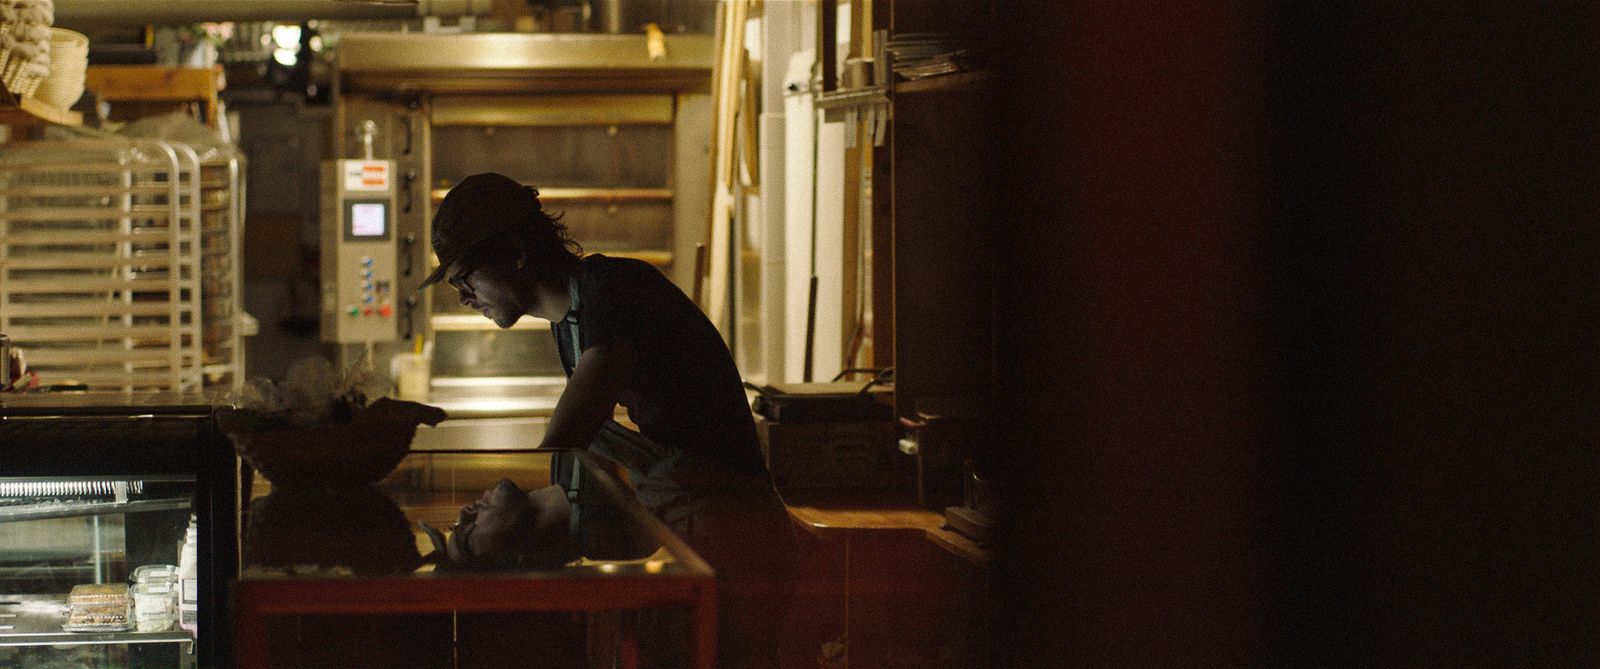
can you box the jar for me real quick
[130,564,178,632]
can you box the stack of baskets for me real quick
[32,26,85,109]
[0,0,55,99]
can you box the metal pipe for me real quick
[54,0,494,28]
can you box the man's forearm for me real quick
[539,342,636,451]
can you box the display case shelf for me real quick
[0,594,191,648]
[0,498,193,524]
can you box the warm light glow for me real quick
[270,25,302,50]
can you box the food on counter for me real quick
[64,583,131,632]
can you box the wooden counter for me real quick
[783,492,991,566]
[778,492,988,667]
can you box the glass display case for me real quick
[0,393,238,669]
[234,449,716,669]
[0,476,197,669]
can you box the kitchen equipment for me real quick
[333,31,714,414]
[749,369,903,491]
[321,121,401,344]
[389,345,431,402]
[0,138,208,392]
[0,393,235,666]
[114,111,251,391]
[898,398,983,511]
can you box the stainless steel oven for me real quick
[329,32,713,431]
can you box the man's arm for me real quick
[538,340,638,451]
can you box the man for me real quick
[420,478,579,571]
[417,173,795,667]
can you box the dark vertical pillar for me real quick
[987,1,1269,665]
[987,1,1600,666]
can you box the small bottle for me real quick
[177,514,199,638]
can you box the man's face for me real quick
[448,478,534,564]
[447,258,534,329]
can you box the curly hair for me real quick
[457,186,585,284]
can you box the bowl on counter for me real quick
[220,398,447,489]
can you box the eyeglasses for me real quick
[446,267,477,295]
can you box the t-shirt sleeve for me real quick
[579,260,649,353]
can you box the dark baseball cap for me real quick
[417,173,542,291]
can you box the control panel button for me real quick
[378,304,393,318]
[347,306,360,318]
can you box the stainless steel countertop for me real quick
[412,415,550,452]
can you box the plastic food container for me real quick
[63,583,131,632]
[131,564,178,632]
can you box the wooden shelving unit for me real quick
[83,65,222,128]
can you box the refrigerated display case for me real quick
[0,476,197,668]
[0,393,238,668]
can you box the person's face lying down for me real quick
[449,478,534,564]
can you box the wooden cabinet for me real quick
[782,494,988,667]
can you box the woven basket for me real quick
[0,22,13,77]
[32,27,85,108]
[0,14,49,99]
[3,58,44,98]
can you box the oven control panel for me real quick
[320,160,399,343]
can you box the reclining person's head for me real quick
[424,479,577,571]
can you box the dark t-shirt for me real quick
[552,255,773,514]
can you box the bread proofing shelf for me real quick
[0,139,205,392]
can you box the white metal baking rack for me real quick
[0,138,209,393]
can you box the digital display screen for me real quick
[348,202,388,237]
